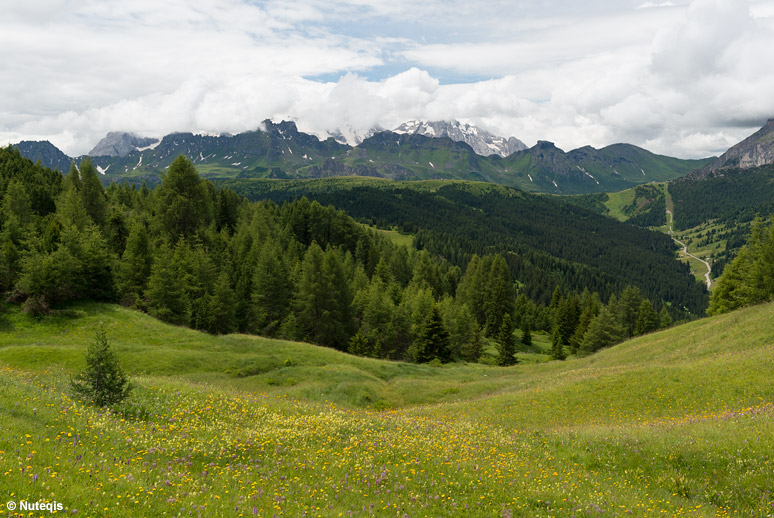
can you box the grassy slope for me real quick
[1,302,774,516]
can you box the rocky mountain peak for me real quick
[89,132,159,157]
[698,118,774,176]
[393,120,526,158]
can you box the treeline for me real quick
[0,148,673,363]
[563,184,666,228]
[670,165,774,231]
[221,179,707,315]
[669,166,774,278]
[709,216,774,315]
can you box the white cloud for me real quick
[1,0,773,159]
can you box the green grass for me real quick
[603,187,637,221]
[2,301,774,516]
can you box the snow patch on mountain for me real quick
[393,120,526,158]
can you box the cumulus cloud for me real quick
[2,0,773,158]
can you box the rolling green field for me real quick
[1,302,774,516]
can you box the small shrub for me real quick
[70,327,132,407]
[284,357,294,367]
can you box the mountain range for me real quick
[12,119,712,194]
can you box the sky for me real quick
[2,0,774,158]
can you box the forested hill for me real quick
[217,178,708,314]
[1,147,688,364]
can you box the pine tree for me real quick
[616,285,644,337]
[460,325,483,363]
[145,245,188,325]
[579,306,625,356]
[551,326,566,360]
[115,220,152,307]
[496,313,517,366]
[206,272,237,335]
[484,254,514,336]
[520,318,532,346]
[556,294,580,344]
[635,299,659,335]
[78,157,107,227]
[294,243,353,349]
[457,254,487,327]
[413,305,452,363]
[70,327,131,407]
[658,305,673,329]
[348,331,371,356]
[56,178,89,230]
[250,241,291,335]
[157,155,212,240]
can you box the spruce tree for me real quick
[157,155,211,240]
[78,157,107,227]
[250,240,292,335]
[551,326,566,360]
[579,306,625,356]
[617,285,644,337]
[413,305,452,363]
[658,305,673,329]
[295,243,353,349]
[520,318,532,346]
[145,245,188,325]
[70,327,131,407]
[496,313,517,366]
[115,220,152,307]
[461,325,483,363]
[348,331,371,356]
[635,299,659,335]
[484,254,514,336]
[206,272,237,335]
[556,294,580,344]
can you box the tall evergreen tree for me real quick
[551,326,566,360]
[115,220,152,307]
[145,245,188,325]
[295,243,353,349]
[635,299,659,335]
[460,325,483,363]
[520,318,532,346]
[156,155,212,240]
[496,313,517,366]
[206,271,237,335]
[413,305,452,363]
[250,240,292,336]
[658,305,673,329]
[556,293,580,344]
[484,254,514,336]
[78,157,107,227]
[579,306,625,356]
[616,285,644,337]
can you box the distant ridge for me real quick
[13,140,72,172]
[11,120,711,194]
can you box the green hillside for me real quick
[2,301,774,516]
[563,183,667,228]
[218,176,707,312]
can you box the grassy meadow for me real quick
[1,302,774,516]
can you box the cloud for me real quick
[2,0,774,159]
[637,2,677,9]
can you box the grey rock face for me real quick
[393,120,527,157]
[89,132,159,157]
[699,118,774,176]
